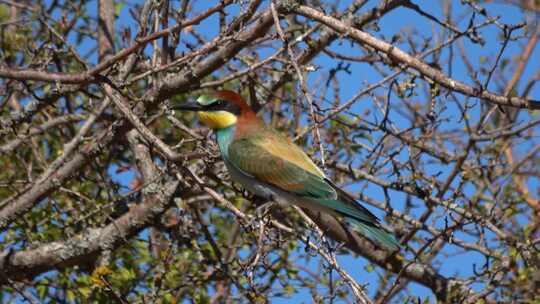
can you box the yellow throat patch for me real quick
[198,111,237,129]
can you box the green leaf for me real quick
[37,285,48,299]
[114,3,124,16]
[364,264,374,273]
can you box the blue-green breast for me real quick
[216,125,236,158]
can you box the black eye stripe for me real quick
[202,99,241,115]
[202,99,225,110]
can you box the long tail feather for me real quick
[314,198,400,250]
[345,217,400,251]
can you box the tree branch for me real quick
[0,0,233,84]
[0,178,179,284]
[287,5,540,110]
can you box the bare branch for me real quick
[288,5,540,110]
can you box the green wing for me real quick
[227,130,400,250]
[227,132,335,199]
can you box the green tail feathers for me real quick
[313,198,400,251]
[346,218,400,251]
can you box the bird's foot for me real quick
[255,201,275,220]
[245,201,275,231]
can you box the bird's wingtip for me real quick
[347,218,401,251]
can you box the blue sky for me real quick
[37,0,540,302]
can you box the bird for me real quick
[174,90,399,250]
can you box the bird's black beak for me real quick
[172,101,203,111]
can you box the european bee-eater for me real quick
[175,90,399,250]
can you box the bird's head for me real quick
[174,90,254,130]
